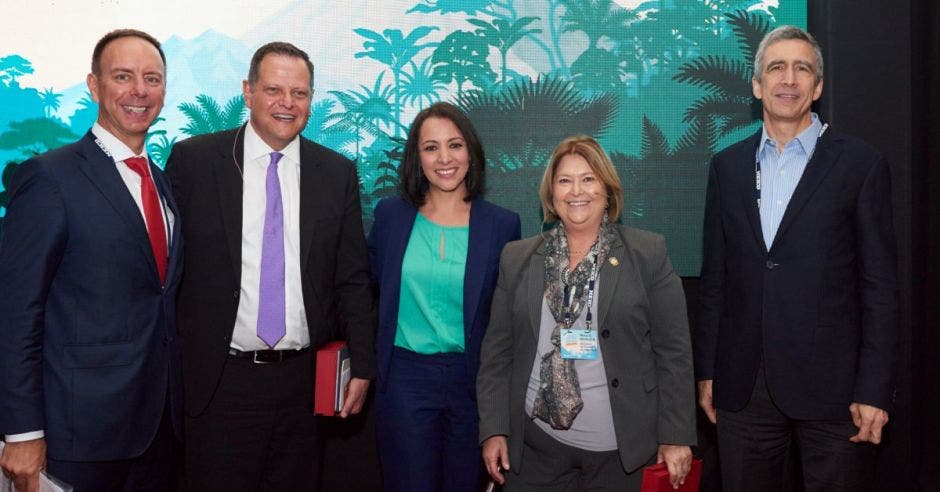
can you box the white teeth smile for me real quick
[124,106,147,113]
[435,169,457,176]
[273,114,295,121]
[567,201,589,206]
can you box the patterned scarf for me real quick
[531,216,615,429]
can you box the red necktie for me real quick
[125,157,168,285]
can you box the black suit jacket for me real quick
[0,133,183,460]
[165,126,376,416]
[694,128,898,420]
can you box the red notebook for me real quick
[640,458,702,492]
[313,341,350,416]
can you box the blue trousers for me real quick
[376,347,482,492]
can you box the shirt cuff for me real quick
[4,430,45,442]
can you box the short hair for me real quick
[539,135,623,223]
[91,29,166,76]
[753,25,824,83]
[398,102,486,207]
[248,42,314,88]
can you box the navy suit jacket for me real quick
[0,133,183,461]
[367,197,520,391]
[694,127,899,420]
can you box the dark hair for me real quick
[248,42,314,88]
[92,29,166,76]
[399,102,486,207]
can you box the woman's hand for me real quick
[657,444,692,489]
[481,435,510,484]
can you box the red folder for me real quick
[641,458,702,492]
[314,340,350,416]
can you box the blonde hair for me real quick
[539,135,623,223]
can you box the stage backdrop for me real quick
[0,0,805,275]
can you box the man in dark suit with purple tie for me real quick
[695,25,899,491]
[0,29,182,491]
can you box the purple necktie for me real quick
[258,151,285,348]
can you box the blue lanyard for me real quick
[562,253,599,331]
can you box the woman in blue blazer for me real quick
[368,102,521,492]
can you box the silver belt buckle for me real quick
[253,351,270,364]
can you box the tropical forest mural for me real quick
[0,0,807,274]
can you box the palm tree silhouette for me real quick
[178,94,246,136]
[466,16,542,85]
[354,27,439,137]
[0,55,34,87]
[301,99,357,158]
[671,9,770,137]
[559,0,636,50]
[431,30,496,98]
[0,118,77,157]
[39,88,62,118]
[327,74,400,160]
[399,57,447,110]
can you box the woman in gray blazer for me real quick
[477,136,696,490]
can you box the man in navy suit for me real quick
[695,26,898,491]
[0,29,182,491]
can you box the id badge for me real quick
[560,328,599,360]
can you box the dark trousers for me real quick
[46,401,175,492]
[505,419,642,491]
[375,347,481,492]
[716,369,877,492]
[184,352,319,492]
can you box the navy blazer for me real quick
[695,127,898,420]
[367,197,520,391]
[0,133,183,461]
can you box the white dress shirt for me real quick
[230,122,309,351]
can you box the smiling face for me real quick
[87,36,165,154]
[418,116,470,198]
[243,54,312,151]
[551,153,608,234]
[752,38,823,128]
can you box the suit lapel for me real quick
[299,138,320,270]
[738,131,768,253]
[214,125,246,279]
[771,131,842,250]
[596,229,624,331]
[527,240,547,339]
[75,133,158,274]
[463,201,491,339]
[152,161,183,285]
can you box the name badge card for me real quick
[560,328,599,360]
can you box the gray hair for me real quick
[753,25,824,83]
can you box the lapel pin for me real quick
[609,257,619,267]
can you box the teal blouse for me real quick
[395,213,468,354]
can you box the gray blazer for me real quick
[477,225,696,473]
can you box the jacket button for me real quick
[233,289,240,300]
[765,259,777,270]
[610,378,619,388]
[601,329,610,339]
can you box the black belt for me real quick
[227,346,310,364]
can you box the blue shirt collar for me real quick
[757,113,823,160]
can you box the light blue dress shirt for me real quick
[756,113,825,248]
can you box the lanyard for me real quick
[563,253,599,331]
[755,122,828,209]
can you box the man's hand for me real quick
[698,380,717,424]
[339,377,370,418]
[0,438,46,492]
[849,403,889,444]
[657,444,692,490]
[481,435,510,485]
